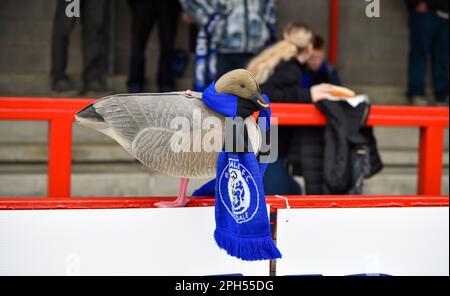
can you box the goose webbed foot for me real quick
[154,178,190,208]
[154,196,191,208]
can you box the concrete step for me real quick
[0,164,448,198]
[363,168,449,195]
[297,167,450,196]
[1,119,448,147]
[0,72,438,105]
[0,143,448,168]
[0,73,193,97]
[0,163,210,198]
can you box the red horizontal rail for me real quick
[1,98,449,127]
[272,103,449,127]
[0,196,447,210]
[0,97,448,197]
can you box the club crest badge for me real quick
[218,159,259,223]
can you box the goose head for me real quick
[215,69,269,111]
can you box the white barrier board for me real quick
[0,207,269,276]
[276,207,449,276]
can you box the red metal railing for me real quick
[329,0,340,66]
[0,196,448,210]
[0,98,85,198]
[0,97,448,198]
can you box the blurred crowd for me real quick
[50,0,448,106]
[49,0,448,194]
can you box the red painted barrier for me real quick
[0,196,447,210]
[0,97,448,197]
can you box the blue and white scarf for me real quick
[194,15,218,92]
[193,83,282,261]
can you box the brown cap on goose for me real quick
[215,69,270,110]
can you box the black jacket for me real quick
[261,59,326,194]
[316,100,383,194]
[261,58,312,104]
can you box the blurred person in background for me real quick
[51,0,109,95]
[249,22,382,195]
[248,22,335,195]
[180,0,277,79]
[127,0,181,93]
[303,35,341,87]
[406,0,449,106]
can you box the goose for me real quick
[75,69,269,208]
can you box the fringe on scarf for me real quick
[214,228,282,261]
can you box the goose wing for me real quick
[93,92,224,178]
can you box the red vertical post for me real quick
[48,117,73,198]
[417,126,445,195]
[329,0,340,66]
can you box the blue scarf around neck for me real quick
[193,82,282,261]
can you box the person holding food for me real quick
[247,22,364,195]
[303,34,341,88]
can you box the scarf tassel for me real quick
[214,228,282,261]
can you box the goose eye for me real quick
[240,84,246,88]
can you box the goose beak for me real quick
[250,93,270,110]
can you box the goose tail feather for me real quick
[75,103,108,130]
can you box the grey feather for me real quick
[76,91,260,179]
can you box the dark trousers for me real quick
[408,10,449,102]
[263,159,303,196]
[216,53,255,78]
[127,0,180,92]
[51,0,108,83]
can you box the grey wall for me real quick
[0,0,412,92]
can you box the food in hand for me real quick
[330,85,356,98]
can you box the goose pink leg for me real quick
[154,178,190,208]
